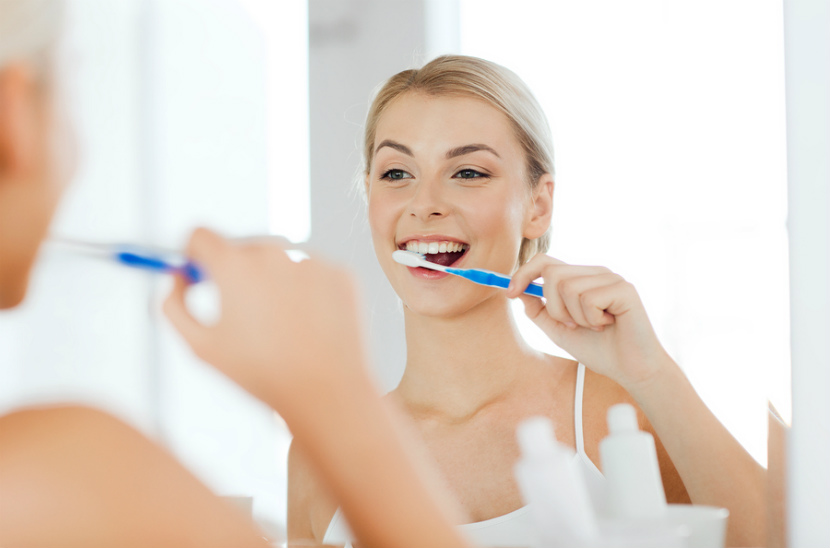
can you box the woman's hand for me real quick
[507,254,672,389]
[163,228,372,415]
[165,228,473,548]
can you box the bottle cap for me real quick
[607,403,639,434]
[516,416,557,457]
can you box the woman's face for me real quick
[367,92,549,318]
[0,64,73,309]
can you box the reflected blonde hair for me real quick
[363,55,554,266]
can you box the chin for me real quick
[401,287,500,320]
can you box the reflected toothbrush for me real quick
[48,238,205,284]
[392,250,544,298]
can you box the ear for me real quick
[0,64,38,182]
[523,173,554,239]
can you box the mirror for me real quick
[0,0,789,541]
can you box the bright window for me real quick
[460,0,790,465]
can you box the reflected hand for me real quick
[163,228,371,414]
[507,254,671,389]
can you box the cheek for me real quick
[462,190,527,244]
[367,189,399,245]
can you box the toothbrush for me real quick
[48,238,205,284]
[392,250,545,298]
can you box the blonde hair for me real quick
[363,55,554,266]
[0,0,65,79]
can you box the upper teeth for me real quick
[405,240,467,254]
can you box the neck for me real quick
[396,294,542,421]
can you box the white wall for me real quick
[784,0,830,545]
[308,0,433,390]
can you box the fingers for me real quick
[184,227,297,284]
[507,254,566,298]
[557,272,622,329]
[163,273,210,354]
[182,228,231,282]
[517,293,572,342]
[510,254,630,331]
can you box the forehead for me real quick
[374,93,521,157]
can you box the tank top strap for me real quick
[574,362,587,455]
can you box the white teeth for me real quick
[402,240,468,255]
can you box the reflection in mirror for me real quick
[301,1,782,546]
[0,0,794,544]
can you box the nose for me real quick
[407,174,450,221]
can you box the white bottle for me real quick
[514,417,599,548]
[599,403,667,519]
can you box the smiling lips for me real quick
[401,239,469,269]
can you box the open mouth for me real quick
[401,240,469,268]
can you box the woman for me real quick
[288,55,766,547]
[0,2,469,547]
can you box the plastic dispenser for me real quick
[599,403,667,519]
[514,416,599,548]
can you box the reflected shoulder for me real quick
[287,439,339,543]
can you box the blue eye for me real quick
[453,169,488,180]
[381,169,413,181]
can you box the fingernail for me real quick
[566,321,578,329]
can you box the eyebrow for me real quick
[445,144,501,160]
[374,140,501,160]
[375,140,413,156]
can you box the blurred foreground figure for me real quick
[0,2,469,547]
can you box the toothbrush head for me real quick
[392,250,448,272]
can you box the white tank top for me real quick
[322,363,605,547]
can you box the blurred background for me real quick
[0,0,789,536]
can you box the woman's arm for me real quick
[164,228,471,548]
[508,254,766,547]
[580,368,691,505]
[626,358,766,547]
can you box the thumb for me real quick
[163,274,210,354]
[517,293,545,322]
[517,293,569,341]
[183,227,232,282]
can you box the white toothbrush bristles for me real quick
[392,250,448,272]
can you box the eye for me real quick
[453,168,489,180]
[380,169,413,181]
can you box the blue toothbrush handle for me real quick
[521,281,545,298]
[447,267,545,298]
[115,251,205,284]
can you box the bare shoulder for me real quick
[580,368,634,465]
[0,405,267,547]
[287,438,338,543]
[581,371,690,503]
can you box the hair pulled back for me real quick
[363,55,554,266]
